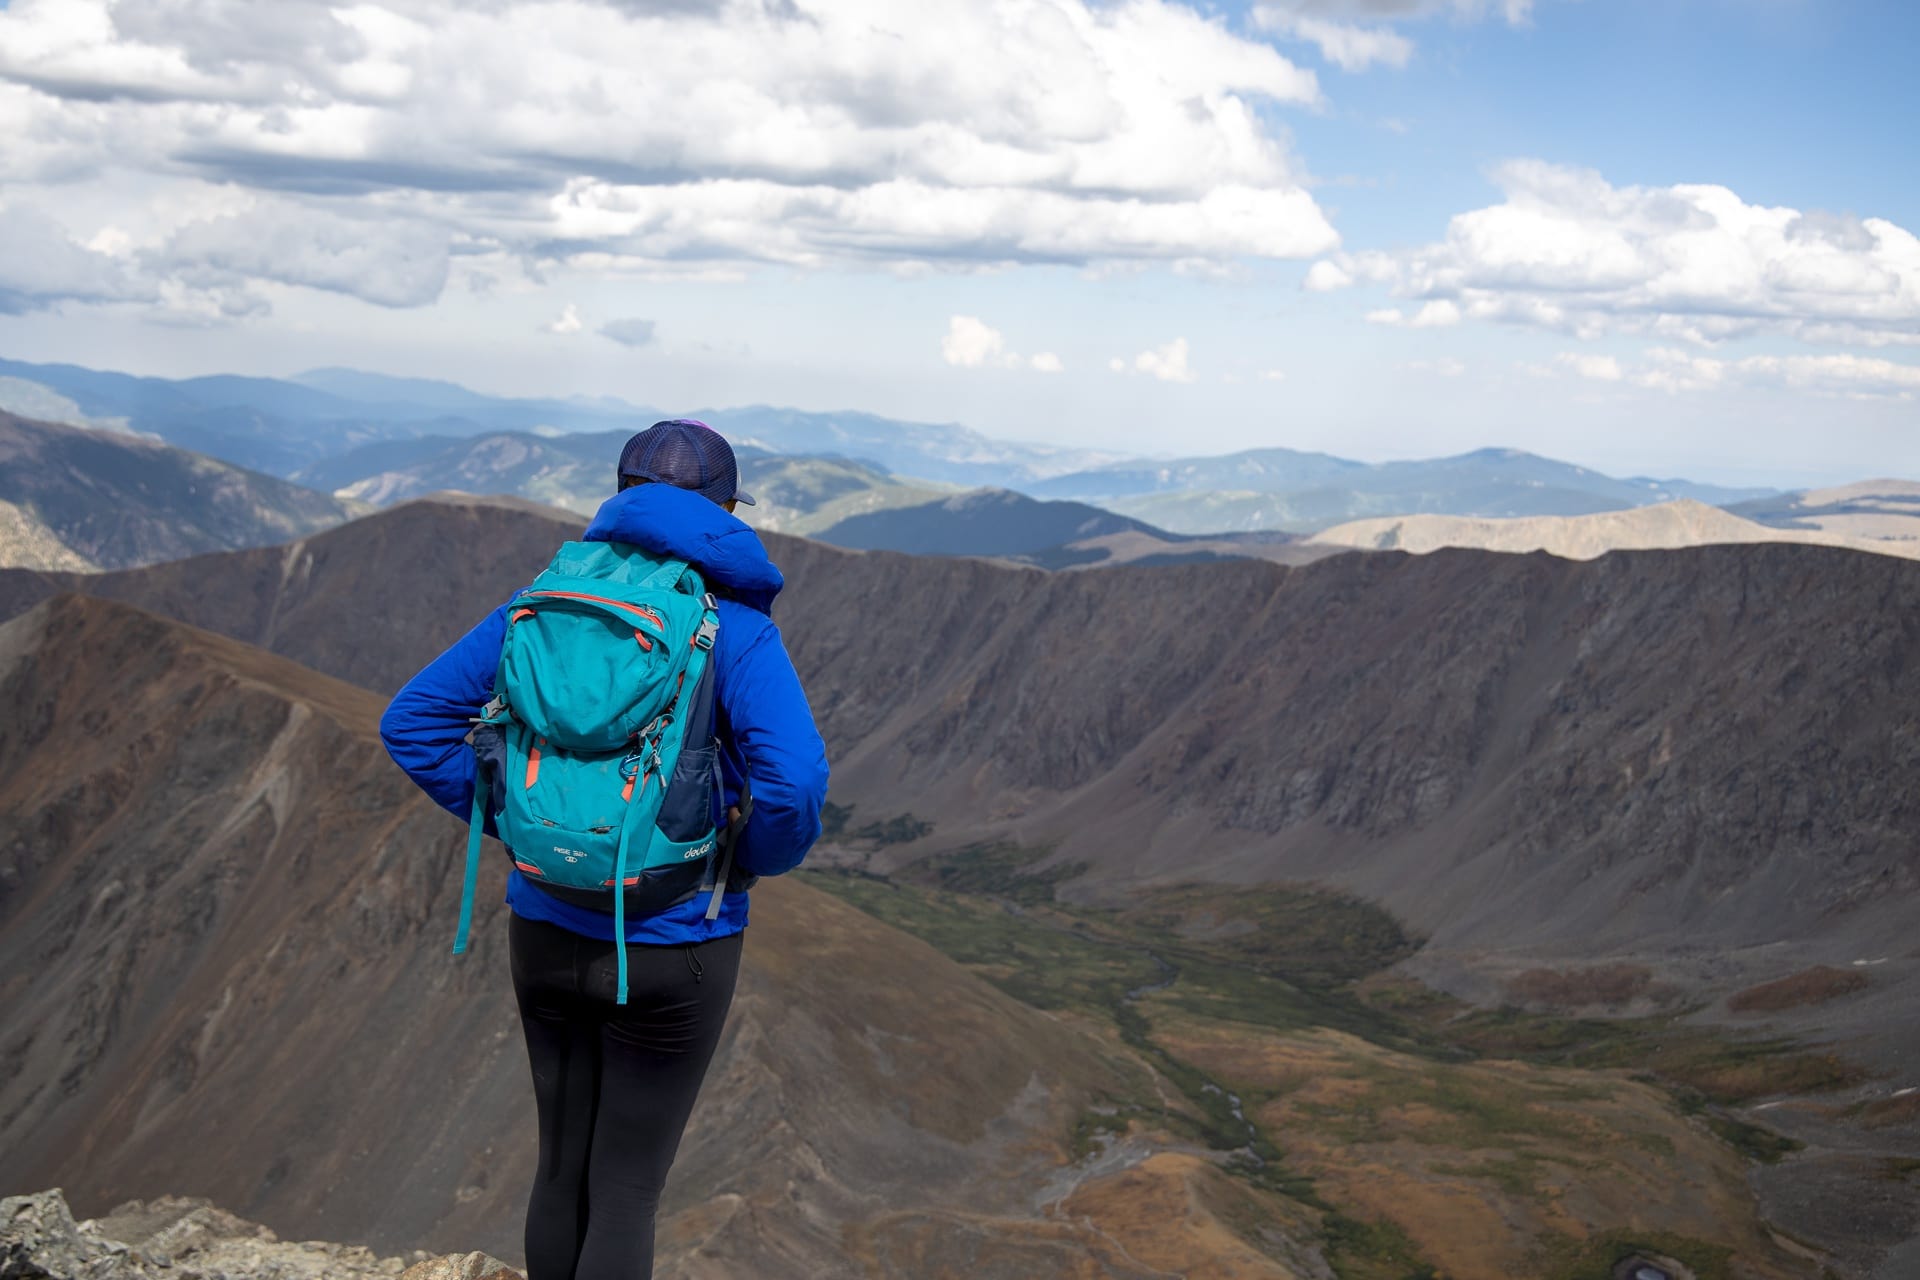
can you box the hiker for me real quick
[379,419,830,1280]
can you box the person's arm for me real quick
[380,603,512,819]
[720,618,830,877]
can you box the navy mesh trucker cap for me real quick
[616,419,755,506]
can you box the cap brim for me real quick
[732,489,755,505]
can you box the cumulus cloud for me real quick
[1113,337,1195,382]
[158,201,450,307]
[0,204,153,312]
[546,304,583,335]
[0,0,1340,315]
[1321,161,1920,347]
[1303,259,1353,291]
[943,315,1009,368]
[600,316,656,347]
[1366,299,1459,327]
[1557,352,1623,381]
[941,315,1062,373]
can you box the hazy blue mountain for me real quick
[293,425,948,533]
[0,358,1786,535]
[680,405,1122,486]
[292,367,510,412]
[1027,446,1366,499]
[814,488,1169,560]
[1055,447,1778,534]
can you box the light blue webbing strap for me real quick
[609,746,660,1005]
[453,768,489,955]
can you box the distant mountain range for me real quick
[0,412,360,571]
[1062,446,1777,534]
[0,358,1116,487]
[812,487,1333,569]
[0,356,1825,541]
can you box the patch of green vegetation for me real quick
[1430,1154,1546,1198]
[819,799,853,840]
[1322,1213,1439,1280]
[1431,1003,1869,1103]
[854,812,934,845]
[796,868,1162,1018]
[1530,1229,1736,1280]
[1119,883,1422,988]
[1878,1157,1920,1182]
[914,841,1087,906]
[1704,1113,1802,1164]
[816,800,933,846]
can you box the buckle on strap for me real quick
[694,617,718,650]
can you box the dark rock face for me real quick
[0,414,357,572]
[4,503,1916,965]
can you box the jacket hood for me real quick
[584,483,784,613]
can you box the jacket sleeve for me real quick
[379,602,511,820]
[719,616,830,877]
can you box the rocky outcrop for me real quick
[0,1188,517,1280]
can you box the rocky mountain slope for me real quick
[4,508,1914,1274]
[3,500,1913,977]
[1728,479,1920,545]
[0,595,1248,1276]
[1306,497,1920,561]
[0,412,360,572]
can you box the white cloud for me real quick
[1250,1,1529,73]
[1115,337,1195,383]
[1406,357,1466,377]
[600,316,656,347]
[942,315,1060,373]
[546,303,582,335]
[157,200,450,308]
[1557,352,1623,382]
[1258,16,1412,72]
[942,315,1009,368]
[0,204,152,312]
[1258,368,1289,381]
[1303,259,1353,291]
[1327,161,1920,347]
[0,0,1340,317]
[1366,307,1405,326]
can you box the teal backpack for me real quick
[453,540,734,1003]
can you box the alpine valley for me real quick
[2,473,1916,1278]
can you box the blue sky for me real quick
[0,0,1914,486]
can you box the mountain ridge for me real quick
[0,411,362,572]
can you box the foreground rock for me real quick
[0,1189,521,1280]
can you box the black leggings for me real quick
[508,913,742,1280]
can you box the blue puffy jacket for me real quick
[379,483,831,944]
